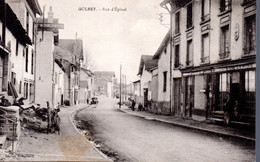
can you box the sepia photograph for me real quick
[0,0,257,161]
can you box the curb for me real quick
[118,108,255,142]
[68,105,112,161]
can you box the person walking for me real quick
[131,100,136,111]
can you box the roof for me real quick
[160,0,192,9]
[153,30,170,59]
[81,68,94,77]
[94,71,115,82]
[54,46,73,64]
[26,0,42,15]
[58,39,84,60]
[133,80,140,84]
[137,55,158,75]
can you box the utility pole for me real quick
[119,64,122,109]
[125,75,126,101]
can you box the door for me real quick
[184,76,194,117]
[144,88,148,107]
[173,78,181,116]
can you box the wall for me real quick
[53,63,64,108]
[35,31,54,107]
[157,41,170,102]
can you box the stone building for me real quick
[3,0,42,104]
[159,0,256,124]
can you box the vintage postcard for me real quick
[0,0,257,161]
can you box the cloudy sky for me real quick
[38,0,169,83]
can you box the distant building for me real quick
[137,55,158,107]
[57,39,83,106]
[93,71,115,97]
[79,68,94,103]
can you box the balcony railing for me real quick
[201,56,209,63]
[219,51,230,60]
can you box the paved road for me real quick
[77,97,255,162]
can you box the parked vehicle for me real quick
[90,97,99,105]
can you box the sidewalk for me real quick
[119,105,255,141]
[4,104,112,161]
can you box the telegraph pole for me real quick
[119,64,122,109]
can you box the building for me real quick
[93,71,115,97]
[152,31,171,115]
[160,0,256,123]
[4,0,42,104]
[133,80,141,104]
[137,55,158,108]
[53,59,65,107]
[35,6,63,108]
[79,68,94,103]
[58,39,83,106]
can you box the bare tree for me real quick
[82,49,96,71]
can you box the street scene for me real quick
[0,0,257,161]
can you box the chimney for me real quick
[48,6,54,23]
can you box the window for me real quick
[31,50,34,74]
[163,71,167,92]
[187,3,193,29]
[24,82,28,99]
[19,81,22,94]
[201,33,209,63]
[245,71,255,92]
[174,45,180,68]
[30,83,34,102]
[25,48,28,72]
[244,15,256,55]
[175,12,180,34]
[219,25,230,59]
[16,40,19,56]
[244,70,255,113]
[186,40,193,66]
[220,0,231,13]
[201,0,210,21]
[11,72,16,85]
[164,47,167,54]
[26,11,29,33]
[218,73,230,111]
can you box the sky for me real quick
[38,0,169,83]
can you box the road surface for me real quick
[76,97,255,162]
